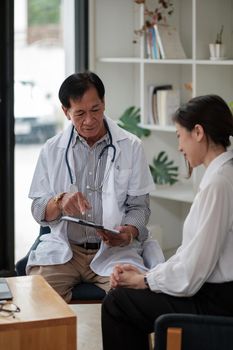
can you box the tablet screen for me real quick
[61,216,119,234]
[0,278,13,300]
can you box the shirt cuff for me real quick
[121,218,149,242]
[146,268,161,292]
[31,195,61,225]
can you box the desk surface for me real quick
[0,275,76,326]
[0,276,77,350]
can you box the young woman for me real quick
[101,94,233,350]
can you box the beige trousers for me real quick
[28,243,110,302]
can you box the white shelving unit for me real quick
[151,183,195,204]
[89,0,233,253]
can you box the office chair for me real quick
[154,313,233,350]
[15,226,106,304]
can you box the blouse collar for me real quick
[199,149,233,190]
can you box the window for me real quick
[0,0,87,273]
[14,0,67,262]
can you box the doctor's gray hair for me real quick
[58,71,105,108]
[173,94,233,149]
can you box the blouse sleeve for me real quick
[147,174,233,296]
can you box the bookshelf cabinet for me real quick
[89,0,233,254]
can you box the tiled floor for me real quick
[69,304,155,350]
[69,304,103,350]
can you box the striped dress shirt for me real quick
[31,129,150,243]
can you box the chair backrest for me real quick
[15,225,106,304]
[154,313,233,350]
[15,225,50,276]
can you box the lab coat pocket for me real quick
[115,168,131,204]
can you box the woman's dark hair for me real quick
[173,94,233,177]
[173,94,233,149]
[58,71,105,108]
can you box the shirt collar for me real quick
[199,149,233,190]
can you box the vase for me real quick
[209,43,225,60]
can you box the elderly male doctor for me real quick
[27,71,164,302]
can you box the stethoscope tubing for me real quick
[65,119,116,186]
[65,125,75,185]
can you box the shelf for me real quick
[99,57,142,63]
[144,58,193,64]
[150,183,195,203]
[99,57,233,66]
[139,124,176,132]
[99,58,232,66]
[195,59,233,65]
[99,57,194,64]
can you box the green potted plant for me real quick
[117,106,151,138]
[215,25,224,45]
[209,25,225,60]
[149,151,179,185]
[117,107,179,186]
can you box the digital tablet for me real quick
[0,278,13,300]
[61,216,120,234]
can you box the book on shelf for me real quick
[145,28,152,59]
[157,89,180,126]
[151,27,159,59]
[154,24,187,59]
[145,27,162,59]
[147,84,172,124]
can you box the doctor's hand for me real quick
[61,192,92,216]
[110,264,147,289]
[45,191,91,221]
[97,225,138,247]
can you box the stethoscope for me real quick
[65,119,116,192]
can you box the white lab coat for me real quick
[27,117,164,275]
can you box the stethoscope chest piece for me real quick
[69,184,79,193]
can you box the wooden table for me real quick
[0,275,77,350]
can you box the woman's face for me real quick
[175,122,206,168]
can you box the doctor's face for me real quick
[62,87,106,146]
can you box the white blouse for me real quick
[147,150,233,296]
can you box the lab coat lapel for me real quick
[102,140,121,228]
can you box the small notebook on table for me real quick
[0,278,13,300]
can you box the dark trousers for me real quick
[101,282,233,350]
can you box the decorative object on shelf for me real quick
[133,0,174,44]
[153,24,187,59]
[184,82,193,101]
[133,1,186,59]
[215,25,224,45]
[117,106,151,138]
[184,82,192,92]
[209,25,225,60]
[149,151,179,185]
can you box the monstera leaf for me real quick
[150,151,179,185]
[117,106,151,139]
